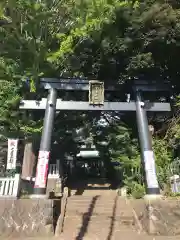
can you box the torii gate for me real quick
[20,78,171,198]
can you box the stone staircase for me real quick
[60,192,141,240]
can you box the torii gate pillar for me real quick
[32,88,57,197]
[135,91,160,196]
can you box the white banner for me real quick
[144,150,159,189]
[34,151,49,188]
[7,139,19,170]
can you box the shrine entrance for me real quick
[66,157,107,194]
[20,78,172,198]
[75,158,103,179]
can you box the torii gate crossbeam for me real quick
[20,99,171,111]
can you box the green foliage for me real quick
[0,0,68,137]
[168,192,180,198]
[1,0,177,85]
[109,122,175,197]
[0,80,21,138]
[20,121,43,137]
[1,0,180,84]
[165,111,180,150]
[109,123,143,195]
[1,0,180,137]
[128,182,145,199]
[0,168,16,178]
[153,138,173,189]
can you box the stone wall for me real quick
[131,198,180,236]
[0,199,61,238]
[20,178,62,198]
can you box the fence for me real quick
[0,160,60,198]
[25,160,60,181]
[0,174,20,197]
[48,160,60,179]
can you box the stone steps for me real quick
[66,196,130,214]
[65,210,131,216]
[60,193,138,239]
[70,189,117,196]
[63,221,135,230]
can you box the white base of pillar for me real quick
[29,194,49,199]
[144,194,162,201]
